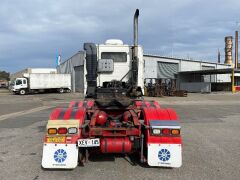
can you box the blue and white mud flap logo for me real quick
[158,149,171,162]
[54,149,67,163]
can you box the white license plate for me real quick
[78,138,100,147]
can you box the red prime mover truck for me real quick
[41,9,182,169]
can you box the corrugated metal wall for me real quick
[157,62,178,79]
[202,65,215,82]
[57,51,85,92]
[180,82,211,93]
[56,53,231,93]
[74,66,84,92]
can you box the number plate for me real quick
[78,138,100,147]
[46,137,66,143]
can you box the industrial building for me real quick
[57,33,240,93]
[144,55,232,92]
[57,51,234,93]
[57,51,85,93]
[10,55,236,93]
[12,34,240,94]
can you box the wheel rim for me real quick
[59,89,64,93]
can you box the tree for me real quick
[0,71,10,81]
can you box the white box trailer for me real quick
[10,68,57,81]
[11,73,71,95]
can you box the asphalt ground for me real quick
[0,92,240,180]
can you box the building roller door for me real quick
[74,66,84,92]
[157,62,178,79]
[202,66,215,82]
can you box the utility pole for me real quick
[235,31,238,68]
[232,68,235,93]
[218,48,220,63]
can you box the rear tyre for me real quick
[58,88,64,94]
[19,89,26,95]
[67,89,71,93]
[78,149,85,166]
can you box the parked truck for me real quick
[11,73,71,95]
[41,9,182,169]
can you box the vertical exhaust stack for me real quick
[84,43,98,97]
[224,36,233,66]
[134,9,139,47]
[132,9,139,86]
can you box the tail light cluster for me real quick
[152,128,180,136]
[48,127,78,135]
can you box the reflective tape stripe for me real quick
[78,101,84,108]
[50,108,62,120]
[69,101,76,108]
[63,109,73,120]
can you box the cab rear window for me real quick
[101,52,127,62]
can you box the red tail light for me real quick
[162,128,170,135]
[58,128,67,134]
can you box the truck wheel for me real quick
[67,89,71,93]
[19,89,26,95]
[78,149,85,166]
[59,88,64,94]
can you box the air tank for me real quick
[100,138,132,153]
[96,111,108,125]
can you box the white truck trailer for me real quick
[11,73,71,95]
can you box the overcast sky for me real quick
[0,0,239,72]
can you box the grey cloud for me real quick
[0,0,240,72]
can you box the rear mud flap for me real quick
[147,144,182,168]
[42,143,78,169]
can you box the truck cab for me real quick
[83,39,144,98]
[11,78,28,94]
[94,39,144,89]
